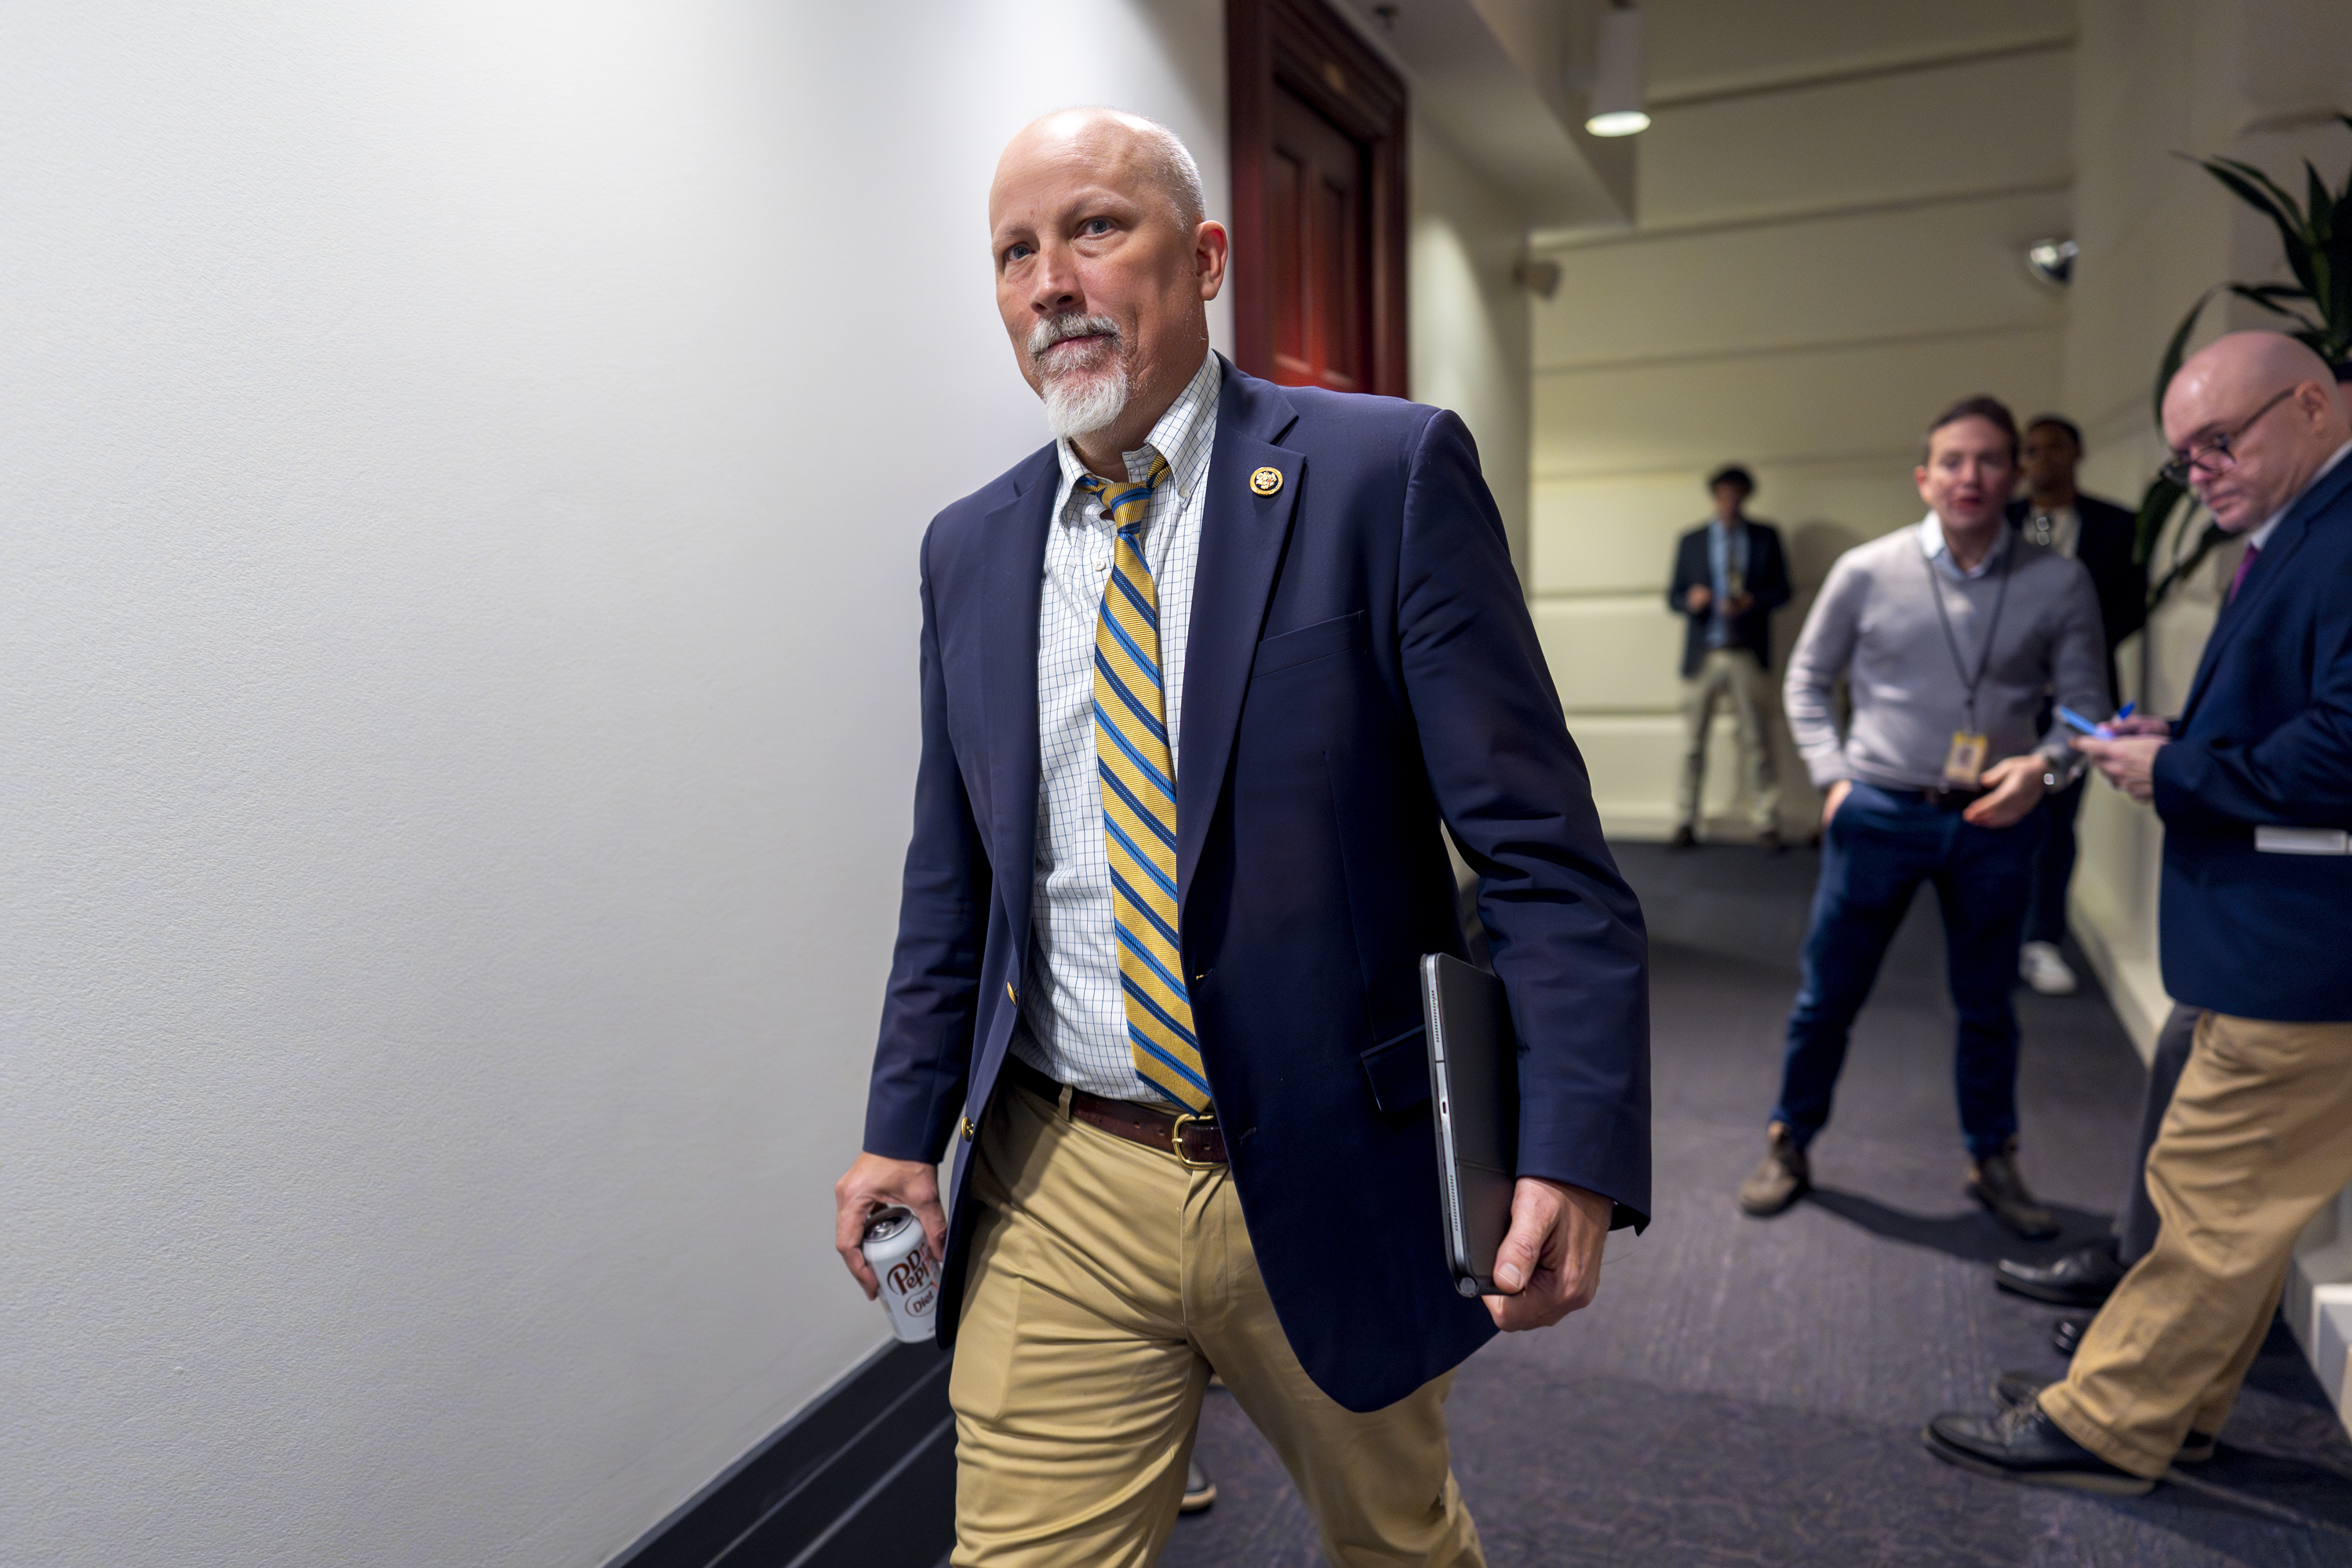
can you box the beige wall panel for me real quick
[1534,326,2063,479]
[1555,714,1687,833]
[1532,596,1685,713]
[1410,117,1534,580]
[1533,462,1928,599]
[1639,49,2073,230]
[1532,191,2070,371]
[1645,0,2070,101]
[1555,712,1800,840]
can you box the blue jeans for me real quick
[1772,781,2045,1159]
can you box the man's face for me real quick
[2019,423,2079,496]
[988,121,1224,440]
[2162,374,2327,533]
[1709,482,1746,522]
[1915,417,2017,532]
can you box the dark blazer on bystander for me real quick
[2150,456,2352,1022]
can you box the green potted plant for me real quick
[2135,116,2352,607]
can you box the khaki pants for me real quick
[2040,1011,2352,1476]
[1677,646,1780,835]
[949,1077,1484,1568]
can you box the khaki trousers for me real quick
[948,1077,1484,1568]
[2040,1011,2352,1476]
[1677,646,1780,834]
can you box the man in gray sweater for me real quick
[1738,396,2108,1236]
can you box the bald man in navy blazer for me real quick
[832,109,1647,1567]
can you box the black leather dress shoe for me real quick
[2052,1316,2086,1357]
[1995,1241,2126,1306]
[1923,1403,2154,1495]
[1992,1372,2215,1463]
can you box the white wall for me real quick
[1528,3,2072,839]
[1409,118,1535,579]
[0,4,1224,1565]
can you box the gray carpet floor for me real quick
[1161,840,2352,1567]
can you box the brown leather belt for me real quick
[1879,784,1988,812]
[1004,1054,1227,1167]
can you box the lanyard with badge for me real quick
[1922,533,2012,789]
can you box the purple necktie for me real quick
[2227,541,2260,603]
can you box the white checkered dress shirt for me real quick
[1010,351,1222,1106]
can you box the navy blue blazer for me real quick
[1667,518,1792,678]
[2152,454,2352,1022]
[862,359,1651,1412]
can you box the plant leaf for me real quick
[2132,474,2188,569]
[2199,156,2319,295]
[2147,519,2231,612]
[2153,291,2215,431]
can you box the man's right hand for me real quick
[834,1153,946,1299]
[1684,584,1713,614]
[2106,715,2172,738]
[1820,779,1851,831]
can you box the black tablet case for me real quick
[1419,952,1519,1297]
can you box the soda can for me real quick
[862,1206,940,1343]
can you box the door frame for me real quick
[1226,0,1409,399]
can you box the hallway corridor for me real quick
[1163,844,2352,1567]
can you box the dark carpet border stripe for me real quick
[606,1340,954,1568]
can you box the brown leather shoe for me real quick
[1968,1138,2058,1238]
[1738,1122,1810,1215]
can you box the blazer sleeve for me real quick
[1667,531,1703,615]
[862,527,989,1162]
[2151,584,2352,829]
[1750,523,1793,614]
[1397,411,1653,1228]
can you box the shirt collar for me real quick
[2247,436,2352,552]
[1917,512,2010,580]
[1053,350,1222,518]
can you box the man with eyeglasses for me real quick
[1927,331,2352,1495]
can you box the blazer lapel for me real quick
[976,454,1056,947]
[2180,455,2352,719]
[1176,363,1303,907]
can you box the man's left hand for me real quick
[1485,1177,1612,1332]
[2073,734,2166,803]
[1961,754,2047,828]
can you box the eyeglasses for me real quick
[2160,386,2296,486]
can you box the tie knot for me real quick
[1081,454,1173,533]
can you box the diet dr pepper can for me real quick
[862,1206,940,1343]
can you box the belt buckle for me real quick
[1168,1112,1221,1169]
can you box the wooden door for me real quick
[1268,85,1370,392]
[1228,0,1407,398]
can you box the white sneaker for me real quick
[2019,941,2077,995]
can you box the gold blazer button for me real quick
[961,1116,977,1141]
[1249,466,1283,496]
[1005,981,1017,1003]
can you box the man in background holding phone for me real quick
[1928,331,2352,1494]
[1739,397,2107,1237]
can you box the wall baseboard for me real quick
[608,1340,955,1568]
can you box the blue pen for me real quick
[2116,700,2137,721]
[2056,704,2115,740]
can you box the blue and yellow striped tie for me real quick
[1081,456,1212,1114]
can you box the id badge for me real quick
[1942,731,1988,788]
